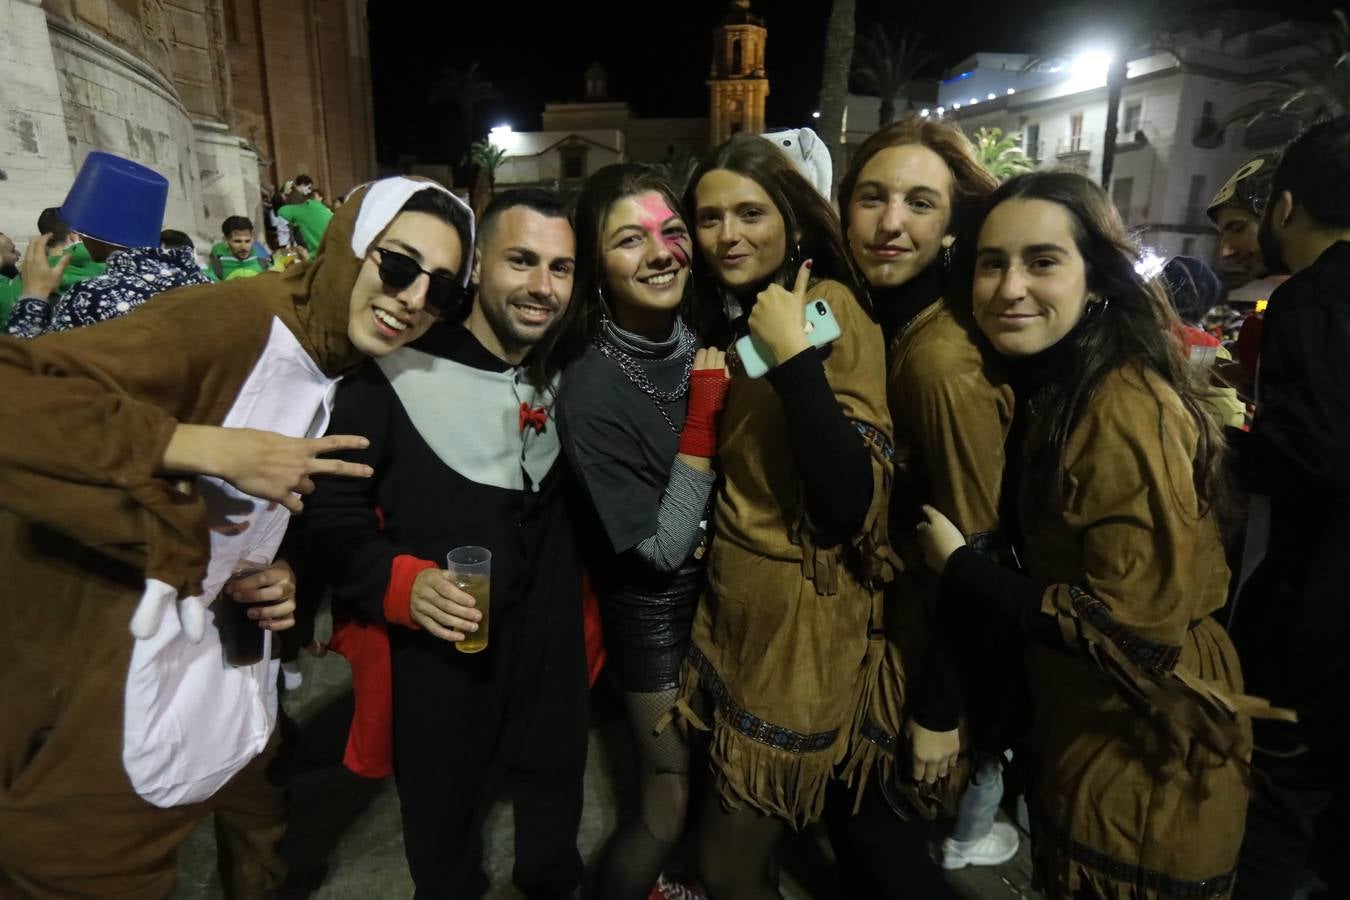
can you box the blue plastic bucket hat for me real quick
[61,151,169,249]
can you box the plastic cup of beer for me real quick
[447,546,491,654]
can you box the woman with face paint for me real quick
[916,171,1263,899]
[555,164,727,900]
[831,118,1020,885]
[674,134,894,898]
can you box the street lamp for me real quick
[489,124,518,151]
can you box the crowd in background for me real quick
[0,111,1346,900]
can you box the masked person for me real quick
[0,176,472,898]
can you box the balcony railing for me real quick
[1192,115,1226,149]
[1116,122,1151,151]
[1056,133,1092,156]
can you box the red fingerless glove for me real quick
[678,368,731,457]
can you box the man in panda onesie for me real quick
[303,188,589,899]
[0,177,474,898]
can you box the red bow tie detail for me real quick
[519,402,549,435]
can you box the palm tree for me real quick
[1028,0,1215,188]
[1229,9,1350,126]
[973,127,1036,181]
[468,141,509,197]
[429,63,501,163]
[816,0,856,197]
[851,22,931,128]
[654,149,700,195]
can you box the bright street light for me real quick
[488,124,518,151]
[1070,50,1113,80]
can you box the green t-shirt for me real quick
[49,242,107,294]
[207,242,268,281]
[0,274,20,327]
[276,200,334,253]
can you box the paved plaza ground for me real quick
[173,639,1038,900]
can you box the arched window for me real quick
[732,38,742,73]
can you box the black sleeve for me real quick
[939,546,1060,646]
[1245,302,1350,501]
[301,367,399,622]
[765,348,873,545]
[907,635,963,733]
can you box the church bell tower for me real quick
[707,0,769,146]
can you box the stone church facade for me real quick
[1,0,375,247]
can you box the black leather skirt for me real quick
[600,568,701,693]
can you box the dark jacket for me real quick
[1231,240,1350,768]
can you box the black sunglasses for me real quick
[371,246,464,319]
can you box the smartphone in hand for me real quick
[736,298,842,379]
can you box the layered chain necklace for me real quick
[594,315,697,433]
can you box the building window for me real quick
[1025,123,1040,160]
[1186,174,1207,224]
[1122,101,1142,135]
[732,38,743,72]
[1112,177,1134,221]
[562,151,585,180]
[1068,112,1084,153]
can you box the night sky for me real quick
[368,0,1337,165]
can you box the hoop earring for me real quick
[1087,296,1110,317]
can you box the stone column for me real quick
[0,0,77,246]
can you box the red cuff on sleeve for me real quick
[383,555,437,629]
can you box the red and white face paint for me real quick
[600,191,692,334]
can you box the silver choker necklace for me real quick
[594,315,696,433]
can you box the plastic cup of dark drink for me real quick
[446,546,491,654]
[218,557,273,666]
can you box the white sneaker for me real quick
[939,821,1020,870]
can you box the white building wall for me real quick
[46,16,207,243]
[0,0,77,249]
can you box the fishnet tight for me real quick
[594,689,691,900]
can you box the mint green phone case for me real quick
[735,298,843,378]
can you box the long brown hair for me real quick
[953,170,1228,515]
[552,163,691,364]
[837,116,998,241]
[683,133,866,337]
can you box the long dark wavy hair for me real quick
[952,170,1227,516]
[682,133,866,339]
[551,163,691,364]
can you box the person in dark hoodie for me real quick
[1230,115,1350,900]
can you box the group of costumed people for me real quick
[2,110,1343,900]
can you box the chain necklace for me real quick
[593,318,696,433]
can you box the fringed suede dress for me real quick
[676,278,895,827]
[945,362,1258,899]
